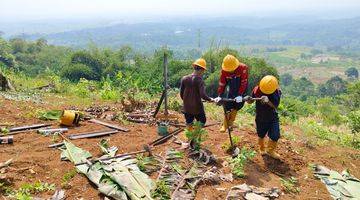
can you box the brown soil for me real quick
[1,97,359,200]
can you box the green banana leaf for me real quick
[61,141,154,200]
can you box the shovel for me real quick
[220,98,240,157]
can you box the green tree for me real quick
[61,63,96,82]
[286,77,315,100]
[345,67,359,79]
[280,73,293,86]
[70,51,104,80]
[318,76,347,97]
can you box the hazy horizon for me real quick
[1,0,360,22]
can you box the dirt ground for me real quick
[1,97,360,200]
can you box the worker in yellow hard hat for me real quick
[213,54,249,132]
[246,75,282,159]
[180,58,214,132]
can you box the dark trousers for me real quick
[256,120,280,141]
[184,113,206,125]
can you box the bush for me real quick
[348,110,360,133]
[61,64,96,82]
[72,78,96,98]
[317,98,344,126]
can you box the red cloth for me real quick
[217,63,248,95]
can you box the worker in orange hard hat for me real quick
[180,58,214,132]
[246,75,282,159]
[213,54,249,132]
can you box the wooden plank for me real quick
[89,119,129,132]
[9,124,51,132]
[48,142,64,148]
[69,130,118,140]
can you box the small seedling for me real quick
[185,122,208,150]
[61,169,78,189]
[151,180,171,200]
[229,147,256,178]
[280,177,300,194]
[221,135,240,152]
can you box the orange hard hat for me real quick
[259,75,279,94]
[192,58,207,70]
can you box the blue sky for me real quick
[1,0,360,21]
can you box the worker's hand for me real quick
[243,96,252,102]
[261,96,269,103]
[213,96,221,103]
[235,96,243,103]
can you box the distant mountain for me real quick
[18,16,360,50]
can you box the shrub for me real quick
[348,110,360,133]
[317,98,344,126]
[61,63,96,82]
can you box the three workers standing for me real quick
[180,54,281,159]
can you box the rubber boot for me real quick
[258,138,266,155]
[220,113,230,132]
[266,140,281,159]
[229,110,238,128]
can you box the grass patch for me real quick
[301,119,360,149]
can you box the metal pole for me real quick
[163,50,168,115]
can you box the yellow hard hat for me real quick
[192,58,207,70]
[259,75,279,94]
[222,54,240,72]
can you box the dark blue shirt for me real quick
[251,86,281,122]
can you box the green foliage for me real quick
[318,76,347,97]
[61,169,77,188]
[343,81,360,111]
[151,180,171,200]
[61,63,96,82]
[229,147,256,178]
[222,135,241,152]
[302,119,360,149]
[185,122,208,150]
[6,181,55,199]
[100,77,120,100]
[278,97,315,121]
[345,67,359,79]
[280,73,293,86]
[317,98,344,126]
[72,78,97,98]
[348,110,360,133]
[38,110,62,120]
[284,77,315,101]
[280,177,300,194]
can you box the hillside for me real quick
[18,17,360,50]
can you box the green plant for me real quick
[151,180,170,200]
[348,110,360,133]
[136,155,159,173]
[7,181,55,199]
[229,147,256,178]
[1,127,9,134]
[222,135,240,152]
[99,77,119,101]
[280,177,300,193]
[61,169,78,188]
[185,122,208,150]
